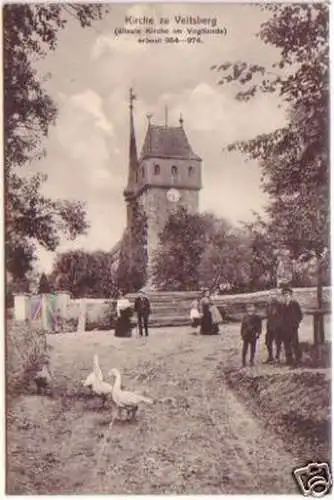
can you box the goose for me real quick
[83,354,113,405]
[83,354,103,388]
[109,368,153,420]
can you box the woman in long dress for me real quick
[115,291,133,338]
[199,289,214,335]
[199,289,221,335]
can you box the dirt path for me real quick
[7,328,301,494]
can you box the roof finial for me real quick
[179,113,184,127]
[129,87,136,110]
[164,105,168,128]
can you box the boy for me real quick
[241,303,262,367]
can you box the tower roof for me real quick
[140,124,201,161]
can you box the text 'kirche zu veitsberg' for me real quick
[114,15,228,44]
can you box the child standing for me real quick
[190,298,201,334]
[241,304,262,367]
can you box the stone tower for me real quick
[123,92,202,280]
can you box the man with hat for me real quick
[281,286,303,365]
[134,289,151,337]
[264,289,283,363]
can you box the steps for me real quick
[85,287,330,330]
[127,291,196,327]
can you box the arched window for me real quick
[141,166,145,177]
[188,166,194,176]
[154,164,160,175]
[171,165,178,176]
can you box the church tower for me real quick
[123,92,202,279]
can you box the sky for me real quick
[26,3,288,273]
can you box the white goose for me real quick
[83,354,113,405]
[83,354,102,387]
[109,368,153,420]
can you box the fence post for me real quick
[14,294,30,322]
[41,294,50,330]
[77,298,87,332]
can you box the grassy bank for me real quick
[219,347,331,464]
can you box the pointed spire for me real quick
[179,113,184,127]
[124,88,138,199]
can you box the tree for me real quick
[197,217,251,292]
[38,272,52,294]
[50,250,117,298]
[4,4,106,169]
[116,201,148,293]
[152,207,208,291]
[212,4,329,309]
[6,172,89,281]
[4,4,107,285]
[242,216,278,290]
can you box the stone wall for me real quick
[68,286,332,330]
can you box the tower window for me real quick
[188,166,194,176]
[154,164,160,175]
[171,165,178,176]
[141,166,145,177]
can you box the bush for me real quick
[6,321,51,395]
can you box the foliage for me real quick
[7,322,50,395]
[50,249,117,298]
[242,216,278,290]
[212,4,329,301]
[152,207,208,291]
[38,272,52,294]
[4,3,106,170]
[153,208,281,292]
[117,201,148,293]
[4,4,107,283]
[197,216,250,291]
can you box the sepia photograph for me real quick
[4,1,331,495]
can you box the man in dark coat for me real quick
[281,287,303,365]
[134,291,151,337]
[241,304,262,367]
[265,289,283,363]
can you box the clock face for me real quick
[166,188,181,203]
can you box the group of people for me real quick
[240,286,303,367]
[190,289,224,335]
[114,286,304,370]
[114,290,151,338]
